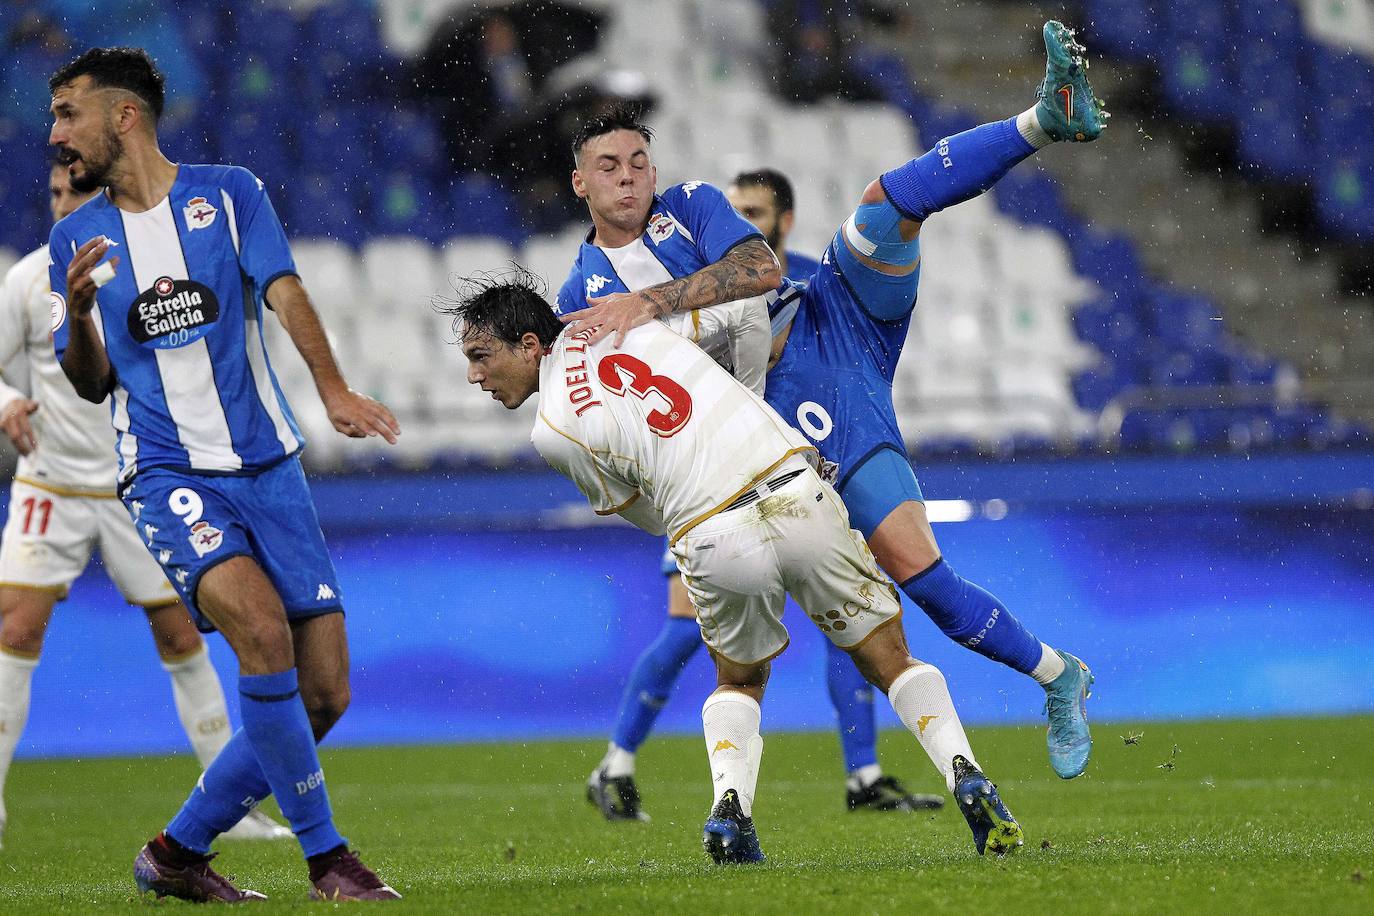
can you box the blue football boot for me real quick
[952,756,1024,857]
[1035,20,1109,142]
[1044,650,1094,778]
[703,789,765,864]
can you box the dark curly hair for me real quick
[49,47,166,122]
[570,102,654,162]
[435,265,564,348]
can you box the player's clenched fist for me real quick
[65,235,119,317]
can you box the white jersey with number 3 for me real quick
[532,321,814,543]
[0,246,118,493]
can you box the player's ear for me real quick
[571,168,587,200]
[519,331,543,358]
[779,209,795,237]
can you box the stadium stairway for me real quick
[870,0,1374,428]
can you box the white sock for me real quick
[1030,643,1067,686]
[162,644,232,768]
[599,742,636,778]
[702,691,763,817]
[1017,106,1055,149]
[846,763,883,792]
[887,663,977,792]
[0,650,39,818]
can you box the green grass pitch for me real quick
[1,716,1370,913]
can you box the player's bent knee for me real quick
[848,624,917,694]
[301,683,350,740]
[0,622,44,656]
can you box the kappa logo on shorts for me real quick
[158,548,172,565]
[175,569,189,585]
[188,520,223,558]
[316,584,336,601]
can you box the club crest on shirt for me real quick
[127,277,221,349]
[189,520,223,557]
[183,196,217,231]
[647,213,676,245]
[49,291,67,335]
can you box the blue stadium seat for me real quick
[372,172,446,242]
[370,105,448,181]
[1082,0,1162,62]
[448,176,527,246]
[284,172,368,246]
[1159,0,1236,120]
[303,107,372,184]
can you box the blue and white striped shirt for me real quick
[49,164,304,484]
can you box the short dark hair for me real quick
[49,47,166,121]
[731,168,795,215]
[571,103,654,160]
[437,266,565,348]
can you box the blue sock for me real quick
[901,559,1042,674]
[880,117,1036,222]
[166,729,272,854]
[825,640,877,773]
[611,617,702,752]
[238,668,346,857]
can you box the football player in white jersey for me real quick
[0,161,289,849]
[444,270,1025,861]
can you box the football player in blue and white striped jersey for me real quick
[47,47,398,902]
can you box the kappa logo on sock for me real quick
[937,137,952,169]
[917,715,939,736]
[712,739,740,754]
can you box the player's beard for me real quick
[62,122,123,194]
[764,224,783,257]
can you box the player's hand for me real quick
[559,291,659,347]
[0,398,39,455]
[323,386,401,444]
[324,386,401,443]
[66,236,119,317]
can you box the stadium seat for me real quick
[448,176,526,245]
[360,237,444,317]
[291,238,367,321]
[440,237,520,289]
[520,229,586,299]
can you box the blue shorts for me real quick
[120,457,343,632]
[837,446,925,539]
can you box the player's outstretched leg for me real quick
[825,641,943,812]
[150,608,294,842]
[885,663,1023,856]
[589,575,702,822]
[700,690,766,864]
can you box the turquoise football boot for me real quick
[1035,21,1109,142]
[1044,650,1095,778]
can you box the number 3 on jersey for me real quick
[598,353,693,437]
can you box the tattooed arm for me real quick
[559,238,781,347]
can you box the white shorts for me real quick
[670,457,902,665]
[0,479,178,606]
